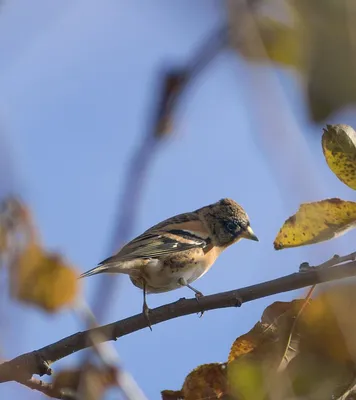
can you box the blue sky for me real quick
[1,1,356,399]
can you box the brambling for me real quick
[80,198,258,328]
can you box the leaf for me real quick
[0,197,38,256]
[228,322,275,363]
[160,390,183,400]
[13,243,78,312]
[53,365,118,400]
[274,198,356,249]
[299,283,356,364]
[294,0,356,121]
[228,356,266,400]
[162,363,228,400]
[286,352,355,400]
[227,0,302,68]
[322,124,356,190]
[228,300,306,399]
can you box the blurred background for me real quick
[1,0,356,398]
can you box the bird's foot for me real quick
[143,303,153,331]
[235,294,243,307]
[195,291,205,318]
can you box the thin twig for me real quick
[299,251,356,271]
[1,254,356,386]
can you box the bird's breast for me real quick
[130,246,222,293]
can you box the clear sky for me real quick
[1,1,356,399]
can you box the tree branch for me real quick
[18,377,63,399]
[1,258,356,386]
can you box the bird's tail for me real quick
[79,264,110,279]
[79,255,129,279]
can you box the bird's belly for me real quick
[139,259,210,294]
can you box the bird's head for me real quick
[199,198,259,247]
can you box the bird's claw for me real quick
[195,291,205,318]
[143,304,153,331]
[235,295,243,307]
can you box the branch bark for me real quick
[18,377,63,399]
[1,259,356,386]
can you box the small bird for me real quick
[80,198,258,328]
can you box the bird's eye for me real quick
[225,221,238,233]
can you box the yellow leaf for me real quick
[162,363,227,400]
[14,244,78,312]
[322,124,356,190]
[274,198,356,249]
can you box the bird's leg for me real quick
[178,278,205,317]
[142,280,152,331]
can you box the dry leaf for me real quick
[322,124,356,190]
[228,322,274,363]
[274,198,356,249]
[14,243,78,312]
[162,363,227,400]
[161,390,183,400]
[228,300,306,399]
[261,300,305,325]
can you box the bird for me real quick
[80,198,258,329]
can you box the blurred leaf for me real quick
[294,0,356,121]
[53,365,118,400]
[227,0,302,68]
[228,356,266,400]
[0,197,37,257]
[162,363,228,400]
[14,243,78,312]
[299,283,356,364]
[274,199,356,249]
[286,353,355,400]
[322,124,356,190]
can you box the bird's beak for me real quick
[243,226,259,242]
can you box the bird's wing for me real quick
[99,212,211,265]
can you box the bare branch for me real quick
[1,257,356,388]
[18,377,64,399]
